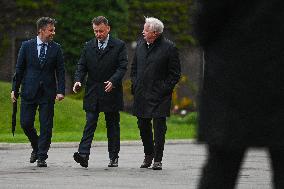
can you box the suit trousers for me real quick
[198,146,284,189]
[78,111,120,159]
[137,117,167,162]
[20,101,54,160]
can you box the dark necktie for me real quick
[99,41,105,50]
[39,43,47,64]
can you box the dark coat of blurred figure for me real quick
[194,0,284,188]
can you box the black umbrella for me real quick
[12,92,19,136]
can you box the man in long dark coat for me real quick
[73,16,128,168]
[194,0,284,188]
[131,17,181,170]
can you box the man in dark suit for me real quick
[194,0,284,188]
[11,17,65,167]
[131,17,181,170]
[73,16,128,168]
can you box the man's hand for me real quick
[11,91,17,103]
[73,82,82,93]
[56,94,64,101]
[104,81,114,92]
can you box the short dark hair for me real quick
[36,17,56,32]
[92,16,109,26]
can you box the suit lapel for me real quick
[37,41,54,69]
[31,39,39,66]
[45,42,53,61]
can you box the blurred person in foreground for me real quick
[11,17,65,167]
[194,0,284,188]
[73,16,128,168]
[131,17,181,170]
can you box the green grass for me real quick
[0,81,196,142]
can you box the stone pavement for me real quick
[0,140,273,189]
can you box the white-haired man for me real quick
[130,17,181,170]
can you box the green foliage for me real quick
[167,112,197,138]
[122,79,133,102]
[168,112,197,125]
[1,0,196,76]
[0,0,57,60]
[0,33,10,61]
[16,0,41,9]
[55,0,129,77]
[126,0,196,47]
[0,81,11,130]
[0,0,129,78]
[14,0,57,24]
[172,75,198,111]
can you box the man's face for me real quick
[39,24,55,42]
[93,23,110,41]
[142,23,158,43]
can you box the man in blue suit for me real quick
[11,17,65,167]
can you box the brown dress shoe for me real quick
[140,155,153,168]
[152,162,162,170]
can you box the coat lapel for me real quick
[94,39,100,54]
[144,41,153,67]
[144,35,163,67]
[91,39,100,62]
[96,36,114,59]
[146,42,155,55]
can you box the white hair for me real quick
[145,17,164,33]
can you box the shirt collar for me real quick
[37,36,48,46]
[98,34,109,45]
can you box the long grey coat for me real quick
[131,35,181,118]
[74,36,128,112]
[195,0,284,148]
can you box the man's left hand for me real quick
[56,94,64,101]
[104,81,114,92]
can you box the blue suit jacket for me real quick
[12,38,65,102]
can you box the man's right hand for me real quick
[73,82,82,93]
[11,91,17,103]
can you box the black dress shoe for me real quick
[140,155,153,168]
[108,158,118,167]
[30,152,38,163]
[37,159,47,167]
[73,152,89,168]
[152,162,162,170]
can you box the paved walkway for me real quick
[0,140,272,189]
